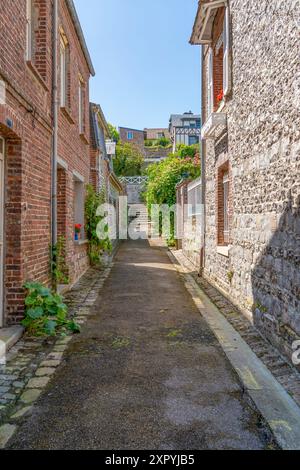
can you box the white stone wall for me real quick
[182,216,202,268]
[202,0,300,360]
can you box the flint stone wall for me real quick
[202,0,300,363]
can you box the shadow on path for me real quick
[251,193,300,362]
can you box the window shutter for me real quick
[78,83,82,133]
[82,85,86,134]
[223,7,231,96]
[79,81,85,134]
[60,41,66,107]
[65,45,71,110]
[31,0,36,60]
[26,0,33,61]
[223,172,229,244]
[207,47,214,116]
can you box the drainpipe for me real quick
[51,0,58,248]
[199,45,206,276]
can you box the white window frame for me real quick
[73,172,86,241]
[60,38,66,107]
[26,0,33,61]
[127,132,133,140]
[223,6,231,96]
[188,180,202,217]
[223,172,229,244]
[79,80,84,134]
[207,47,214,117]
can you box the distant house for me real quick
[169,112,201,152]
[119,126,171,165]
[144,128,170,141]
[119,127,145,153]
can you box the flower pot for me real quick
[74,232,79,241]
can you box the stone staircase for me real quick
[128,204,151,238]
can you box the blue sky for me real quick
[74,0,201,130]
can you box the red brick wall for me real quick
[0,0,53,323]
[0,0,92,323]
[57,0,91,284]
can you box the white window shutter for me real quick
[60,41,66,107]
[79,83,82,133]
[223,7,231,96]
[26,0,32,61]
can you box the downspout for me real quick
[199,44,206,276]
[51,0,58,248]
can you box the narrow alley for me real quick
[6,241,275,450]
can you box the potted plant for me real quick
[74,224,82,241]
[217,89,224,105]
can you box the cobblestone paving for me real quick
[173,250,300,408]
[0,262,113,446]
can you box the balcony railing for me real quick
[201,113,227,140]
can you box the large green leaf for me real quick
[23,282,43,291]
[44,320,57,336]
[25,294,39,306]
[38,287,52,297]
[27,307,44,319]
[67,321,81,333]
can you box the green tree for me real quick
[144,152,201,244]
[174,143,199,158]
[108,123,120,143]
[155,137,171,147]
[113,142,144,177]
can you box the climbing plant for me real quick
[51,236,69,287]
[113,142,144,177]
[174,143,199,159]
[144,152,201,244]
[85,184,112,265]
[108,123,120,143]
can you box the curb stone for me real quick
[0,424,17,449]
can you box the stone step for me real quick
[0,327,24,363]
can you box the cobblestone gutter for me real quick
[0,262,113,448]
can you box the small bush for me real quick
[22,282,80,337]
[175,144,198,158]
[155,137,170,147]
